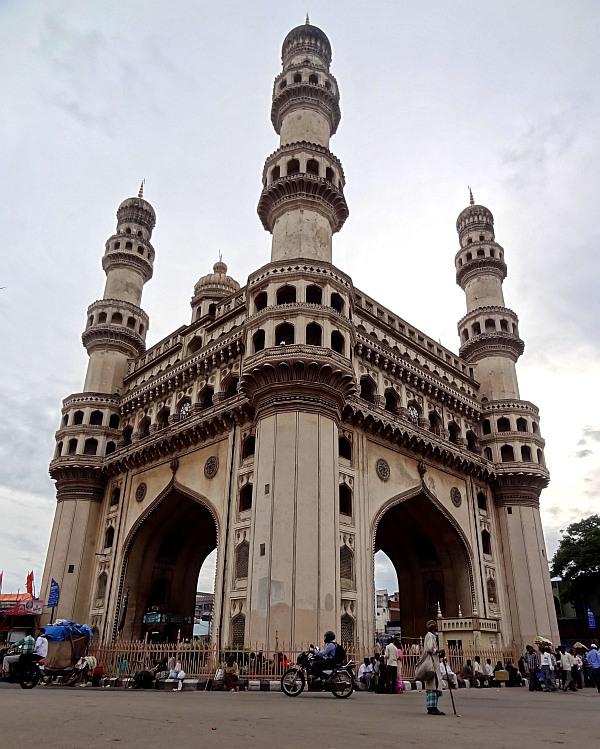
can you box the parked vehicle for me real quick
[281,650,354,698]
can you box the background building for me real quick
[41,20,558,651]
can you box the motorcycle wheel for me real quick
[20,670,40,690]
[281,667,305,696]
[330,670,353,698]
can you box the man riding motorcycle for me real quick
[309,631,338,680]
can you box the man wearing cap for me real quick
[423,619,445,715]
[587,643,600,693]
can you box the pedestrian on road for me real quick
[384,637,400,694]
[423,619,445,716]
[525,645,540,691]
[539,645,557,691]
[587,644,600,692]
[559,647,577,692]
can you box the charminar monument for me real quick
[41,20,559,651]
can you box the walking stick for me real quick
[441,656,460,717]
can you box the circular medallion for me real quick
[450,487,462,507]
[135,483,147,503]
[375,458,390,482]
[407,404,419,424]
[204,456,219,479]
[179,401,192,420]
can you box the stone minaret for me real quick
[257,17,349,262]
[455,192,559,645]
[41,186,155,622]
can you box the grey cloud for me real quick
[575,449,592,458]
[582,427,600,442]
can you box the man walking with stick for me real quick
[423,619,446,716]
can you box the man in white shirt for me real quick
[357,658,373,690]
[34,628,49,659]
[539,647,557,691]
[384,638,400,694]
[560,648,577,692]
[484,658,495,684]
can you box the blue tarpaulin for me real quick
[44,620,93,641]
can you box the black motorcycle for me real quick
[4,654,44,689]
[281,650,354,698]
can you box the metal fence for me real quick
[91,639,519,681]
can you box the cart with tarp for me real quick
[42,620,95,685]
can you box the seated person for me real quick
[459,659,476,687]
[310,631,337,680]
[2,630,35,678]
[224,656,240,691]
[357,657,373,690]
[483,658,495,685]
[440,660,458,689]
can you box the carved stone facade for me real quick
[41,21,559,651]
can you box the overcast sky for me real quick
[1,0,599,597]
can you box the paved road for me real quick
[0,683,597,748]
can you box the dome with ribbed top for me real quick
[193,260,240,300]
[282,20,332,67]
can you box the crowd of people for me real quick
[521,641,600,693]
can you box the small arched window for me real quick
[111,312,123,325]
[477,492,488,511]
[472,322,481,335]
[73,410,84,425]
[122,425,133,446]
[325,166,335,183]
[252,329,265,353]
[241,435,255,461]
[254,291,268,312]
[340,545,354,584]
[279,78,287,89]
[68,438,78,454]
[95,573,107,601]
[187,335,203,355]
[500,444,515,462]
[104,526,114,549]
[55,441,63,458]
[110,487,120,506]
[231,614,245,648]
[466,252,473,260]
[340,613,355,646]
[497,417,511,432]
[62,414,69,426]
[109,414,120,429]
[466,430,479,453]
[309,73,318,84]
[90,410,103,426]
[156,406,170,429]
[339,484,352,516]
[306,322,322,346]
[516,417,528,432]
[384,388,399,414]
[521,445,532,462]
[98,312,107,324]
[359,377,376,404]
[138,416,151,439]
[339,435,352,461]
[477,249,485,257]
[481,530,492,556]
[271,165,280,181]
[127,316,136,329]
[429,411,443,436]
[306,158,319,176]
[462,329,469,342]
[500,319,509,331]
[537,448,544,465]
[208,303,216,317]
[331,330,345,355]
[330,293,344,313]
[125,241,133,249]
[482,419,491,435]
[239,483,253,512]
[83,438,98,456]
[484,446,493,461]
[293,72,302,83]
[276,285,296,305]
[485,319,496,331]
[235,541,249,579]
[286,158,300,176]
[223,377,239,399]
[532,422,539,434]
[197,387,214,409]
[275,322,294,345]
[306,284,322,304]
[105,441,116,455]
[448,422,461,444]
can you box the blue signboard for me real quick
[588,608,597,630]
[48,579,60,608]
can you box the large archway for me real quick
[374,489,474,640]
[119,485,218,641]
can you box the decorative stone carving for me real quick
[375,458,390,482]
[204,455,219,479]
[450,487,462,507]
[135,483,147,502]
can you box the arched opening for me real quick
[110,487,120,507]
[138,416,151,439]
[68,438,78,454]
[306,321,322,346]
[308,73,318,84]
[62,414,69,426]
[275,322,294,345]
[96,572,107,601]
[325,166,335,183]
[279,78,287,89]
[293,72,302,83]
[83,438,98,456]
[448,421,461,444]
[340,614,355,646]
[477,492,488,512]
[111,312,123,325]
[340,546,354,587]
[374,491,474,637]
[241,435,255,461]
[305,284,322,304]
[254,291,268,312]
[482,419,491,435]
[331,330,345,355]
[120,486,218,641]
[338,435,352,461]
[55,441,63,458]
[127,316,136,329]
[462,329,469,342]
[306,158,319,176]
[208,303,216,317]
[98,312,107,324]
[231,614,245,648]
[73,410,84,425]
[239,483,253,513]
[156,406,171,429]
[109,414,120,429]
[481,530,492,556]
[429,410,443,436]
[359,376,376,404]
[222,377,239,399]
[500,444,515,462]
[384,388,399,414]
[466,430,479,453]
[286,158,300,176]
[532,422,539,434]
[104,526,115,549]
[252,329,265,353]
[521,445,532,462]
[122,425,133,446]
[339,484,352,516]
[537,448,544,465]
[276,285,296,305]
[484,447,493,461]
[271,165,280,181]
[234,541,249,580]
[485,319,496,331]
[516,417,528,432]
[472,322,481,335]
[330,292,344,313]
[187,335,203,356]
[197,387,214,409]
[497,417,511,432]
[89,410,103,426]
[105,441,116,455]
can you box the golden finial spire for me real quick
[138,179,145,198]
[218,250,222,262]
[306,12,310,24]
[468,186,474,205]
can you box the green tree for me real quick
[552,514,600,616]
